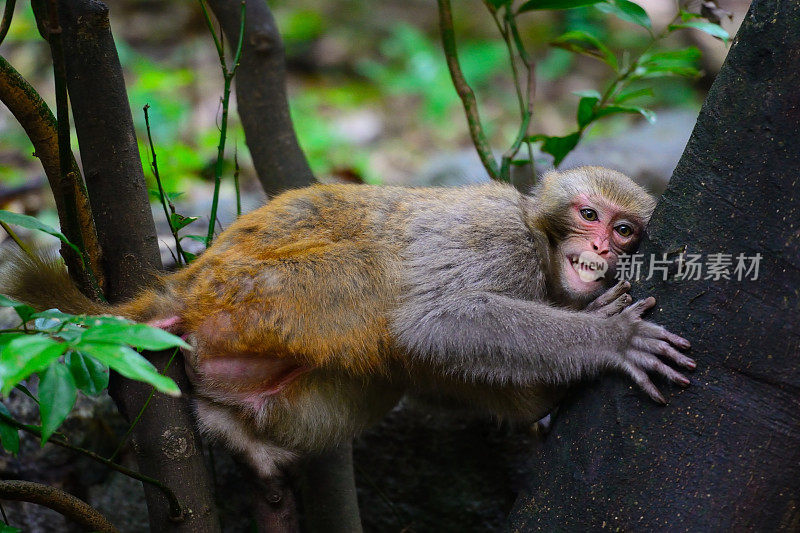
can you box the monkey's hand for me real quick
[611,296,695,404]
[585,281,633,317]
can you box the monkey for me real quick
[2,166,694,480]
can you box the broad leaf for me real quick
[80,323,190,351]
[0,403,19,455]
[596,0,651,29]
[0,336,67,395]
[66,352,109,396]
[530,132,582,166]
[595,104,656,123]
[169,213,198,231]
[668,21,729,43]
[0,295,35,323]
[0,211,84,263]
[75,342,180,396]
[551,31,618,71]
[519,0,605,11]
[38,362,77,444]
[577,95,600,128]
[613,87,654,103]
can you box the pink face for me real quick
[559,194,642,297]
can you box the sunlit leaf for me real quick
[519,0,605,12]
[596,0,651,29]
[66,352,109,396]
[38,363,77,444]
[79,323,190,351]
[551,31,618,72]
[75,342,180,396]
[0,336,67,395]
[668,21,729,43]
[169,213,198,231]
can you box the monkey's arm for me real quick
[393,291,693,403]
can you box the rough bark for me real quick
[510,0,800,530]
[206,0,315,197]
[58,1,219,531]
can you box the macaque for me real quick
[3,166,693,479]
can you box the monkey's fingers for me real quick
[586,281,631,312]
[628,350,691,387]
[631,335,696,370]
[623,296,656,318]
[621,361,666,404]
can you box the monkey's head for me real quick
[531,166,656,306]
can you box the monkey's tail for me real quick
[0,249,168,323]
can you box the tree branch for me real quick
[205,0,315,197]
[0,480,118,533]
[437,0,501,182]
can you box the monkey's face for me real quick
[554,195,643,304]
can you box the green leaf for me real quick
[1,522,22,533]
[80,323,190,351]
[66,352,109,396]
[613,87,654,103]
[577,95,600,128]
[572,89,602,99]
[596,0,651,29]
[38,363,77,444]
[633,48,702,79]
[0,403,19,455]
[529,132,582,166]
[0,336,67,395]
[519,0,605,11]
[0,211,85,264]
[0,295,35,323]
[169,213,198,231]
[679,10,704,22]
[488,0,512,7]
[595,104,656,123]
[668,21,729,43]
[180,234,208,244]
[551,31,618,71]
[75,343,180,396]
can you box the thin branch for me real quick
[0,0,16,46]
[143,104,186,265]
[0,221,33,257]
[0,413,185,521]
[0,480,118,532]
[437,0,501,181]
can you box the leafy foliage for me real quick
[0,300,185,447]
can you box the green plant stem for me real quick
[437,0,501,182]
[0,412,184,520]
[108,348,179,462]
[143,104,186,266]
[0,0,16,46]
[202,0,246,245]
[233,142,241,217]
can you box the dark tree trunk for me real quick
[510,0,800,530]
[58,1,220,531]
[206,0,315,197]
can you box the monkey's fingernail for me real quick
[686,359,696,369]
[678,376,690,387]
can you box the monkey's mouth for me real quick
[566,252,608,283]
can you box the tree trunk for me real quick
[510,0,800,530]
[58,1,220,531]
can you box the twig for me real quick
[143,104,186,265]
[0,413,185,521]
[108,348,179,461]
[233,141,241,217]
[0,480,118,532]
[200,0,246,245]
[0,0,16,46]
[437,0,501,182]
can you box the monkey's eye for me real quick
[615,224,634,237]
[580,208,598,222]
